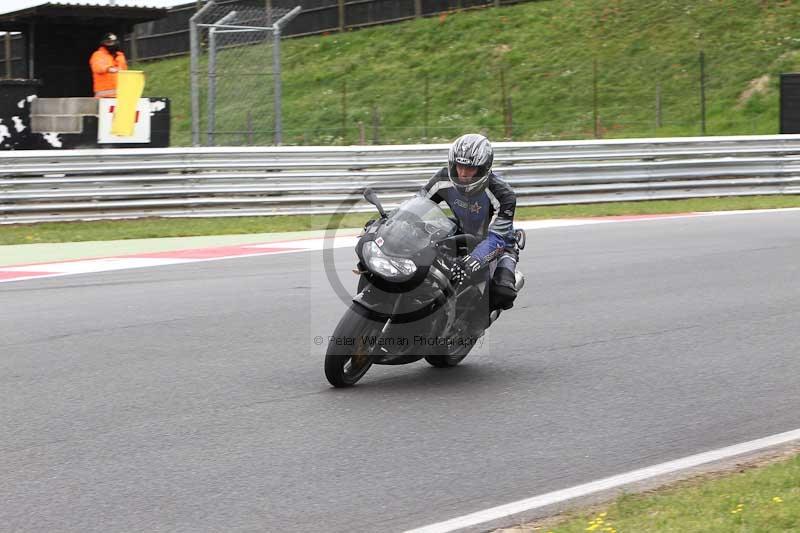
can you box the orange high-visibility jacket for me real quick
[89,47,128,97]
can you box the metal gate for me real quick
[190,1,300,147]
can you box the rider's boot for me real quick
[490,266,518,311]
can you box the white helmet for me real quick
[447,133,493,195]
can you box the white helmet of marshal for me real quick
[447,133,494,195]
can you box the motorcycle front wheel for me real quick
[325,304,382,387]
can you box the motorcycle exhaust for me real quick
[514,270,525,292]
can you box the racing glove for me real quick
[449,255,483,288]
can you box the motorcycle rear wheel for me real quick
[325,304,381,387]
[424,342,473,368]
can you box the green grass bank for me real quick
[514,451,800,533]
[142,0,800,146]
[3,196,800,246]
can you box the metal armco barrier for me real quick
[3,135,800,224]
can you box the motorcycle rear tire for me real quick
[325,304,381,387]
[424,342,473,368]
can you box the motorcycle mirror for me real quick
[363,187,387,219]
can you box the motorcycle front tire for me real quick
[325,303,382,387]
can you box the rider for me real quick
[421,133,519,318]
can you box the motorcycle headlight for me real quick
[362,241,417,281]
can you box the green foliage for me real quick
[547,453,800,532]
[141,0,800,146]
[0,213,369,245]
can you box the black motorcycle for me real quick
[324,189,525,387]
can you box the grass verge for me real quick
[506,450,800,533]
[2,195,800,246]
[142,0,800,146]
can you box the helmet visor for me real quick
[452,162,487,187]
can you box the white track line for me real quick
[405,427,800,533]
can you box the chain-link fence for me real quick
[190,1,300,146]
[174,42,774,147]
[134,1,532,61]
[265,48,771,146]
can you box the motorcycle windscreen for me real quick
[377,197,457,257]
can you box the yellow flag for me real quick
[111,70,146,137]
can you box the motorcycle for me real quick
[324,188,525,387]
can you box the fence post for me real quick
[699,50,707,136]
[4,33,11,78]
[414,0,422,18]
[358,121,365,144]
[655,81,662,129]
[341,80,349,144]
[506,96,513,140]
[190,1,216,147]
[190,18,199,145]
[207,26,217,146]
[500,67,512,139]
[424,73,429,141]
[273,26,283,145]
[130,26,139,65]
[593,57,600,138]
[372,105,380,144]
[28,22,35,78]
[338,0,346,32]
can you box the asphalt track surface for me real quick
[3,211,800,532]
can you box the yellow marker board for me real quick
[111,70,146,137]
